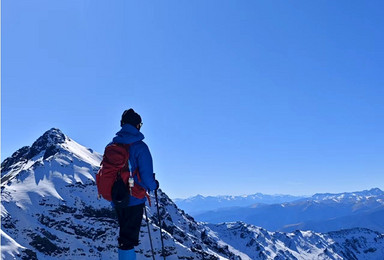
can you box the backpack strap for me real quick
[115,142,151,205]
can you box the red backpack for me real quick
[96,143,148,203]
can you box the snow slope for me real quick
[1,129,236,259]
[2,128,384,260]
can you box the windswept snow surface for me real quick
[1,229,26,259]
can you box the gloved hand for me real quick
[153,173,159,190]
[155,180,160,190]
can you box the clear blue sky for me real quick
[2,0,384,198]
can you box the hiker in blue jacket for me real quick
[112,108,159,260]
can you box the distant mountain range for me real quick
[174,193,306,215]
[2,128,384,259]
[192,188,384,233]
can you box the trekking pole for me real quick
[155,190,166,260]
[144,206,155,260]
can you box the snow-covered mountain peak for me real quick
[1,128,102,192]
[32,127,67,148]
[311,188,384,202]
[2,128,66,175]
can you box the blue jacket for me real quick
[112,124,157,206]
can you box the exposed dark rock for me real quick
[1,128,66,181]
[28,128,66,160]
[82,206,116,219]
[29,233,69,256]
[1,146,30,175]
[39,228,60,241]
[2,215,17,229]
[50,205,77,214]
[21,249,38,260]
[43,145,60,160]
[364,247,377,253]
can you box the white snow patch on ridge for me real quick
[63,138,102,166]
[1,229,26,259]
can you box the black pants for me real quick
[115,203,145,250]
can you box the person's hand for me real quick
[153,173,159,190]
[155,180,160,190]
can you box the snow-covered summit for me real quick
[310,188,384,202]
[31,127,67,149]
[1,128,102,184]
[2,128,66,174]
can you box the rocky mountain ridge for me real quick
[0,129,242,259]
[2,128,384,259]
[208,222,384,260]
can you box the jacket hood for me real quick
[112,124,144,144]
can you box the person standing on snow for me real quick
[111,108,159,260]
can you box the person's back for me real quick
[110,108,158,260]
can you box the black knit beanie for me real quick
[121,109,142,127]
